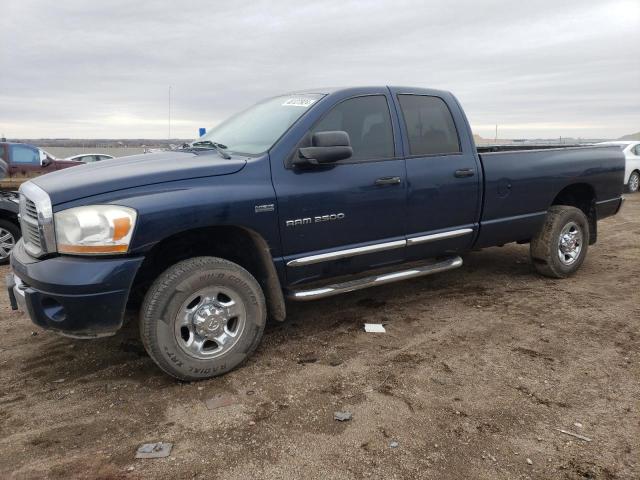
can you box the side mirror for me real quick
[296,131,352,166]
[39,149,50,166]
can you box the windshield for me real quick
[197,94,324,155]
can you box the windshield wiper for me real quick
[190,140,231,159]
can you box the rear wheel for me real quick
[530,206,589,278]
[0,219,20,265]
[139,256,266,380]
[628,171,640,193]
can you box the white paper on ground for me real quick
[364,323,386,333]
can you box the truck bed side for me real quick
[475,145,624,248]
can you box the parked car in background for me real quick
[66,153,115,163]
[0,142,81,190]
[597,141,640,192]
[0,142,82,262]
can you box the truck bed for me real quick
[475,145,624,248]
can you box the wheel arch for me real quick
[130,225,286,322]
[550,183,597,244]
[0,209,19,223]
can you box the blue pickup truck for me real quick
[7,86,624,380]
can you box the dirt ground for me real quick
[1,196,638,480]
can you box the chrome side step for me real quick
[286,256,463,301]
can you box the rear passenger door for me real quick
[391,91,481,260]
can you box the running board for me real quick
[286,256,463,301]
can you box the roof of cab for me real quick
[287,85,453,97]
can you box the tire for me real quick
[0,219,20,265]
[139,256,266,381]
[530,206,589,279]
[627,171,640,193]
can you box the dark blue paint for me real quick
[10,86,625,335]
[10,241,143,335]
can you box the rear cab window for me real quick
[397,95,461,156]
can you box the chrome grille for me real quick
[20,195,44,255]
[25,198,38,218]
[18,182,55,257]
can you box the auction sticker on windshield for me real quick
[282,97,317,107]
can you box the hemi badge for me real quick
[255,204,275,213]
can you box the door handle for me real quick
[454,168,475,178]
[374,176,401,186]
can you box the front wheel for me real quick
[139,257,266,380]
[530,206,589,278]
[627,171,640,193]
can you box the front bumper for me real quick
[7,240,144,338]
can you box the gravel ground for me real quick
[1,196,638,480]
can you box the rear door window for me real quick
[397,95,461,156]
[312,95,395,161]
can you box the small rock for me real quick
[334,411,353,422]
[248,421,256,426]
[537,436,543,442]
[197,386,204,391]
[135,442,172,459]
[30,331,38,337]
[389,441,399,448]
[526,458,533,465]
[246,390,255,396]
[327,354,343,366]
[297,352,318,364]
[52,378,66,383]
[126,466,135,472]
[573,422,583,428]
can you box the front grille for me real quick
[20,195,44,254]
[25,198,38,218]
[18,183,55,257]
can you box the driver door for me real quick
[272,92,407,286]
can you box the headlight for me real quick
[54,205,137,255]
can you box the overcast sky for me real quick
[1,0,638,140]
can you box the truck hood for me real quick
[31,150,247,205]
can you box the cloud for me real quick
[1,0,638,139]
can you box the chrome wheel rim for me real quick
[630,173,639,192]
[557,221,583,266]
[174,287,246,360]
[0,228,16,259]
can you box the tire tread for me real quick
[139,256,266,380]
